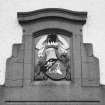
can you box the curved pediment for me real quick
[18,8,87,25]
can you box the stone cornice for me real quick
[17,8,87,25]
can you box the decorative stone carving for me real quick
[34,33,71,81]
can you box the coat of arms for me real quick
[34,34,71,81]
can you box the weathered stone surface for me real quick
[81,43,100,86]
[0,8,105,105]
[5,44,24,87]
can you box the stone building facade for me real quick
[0,8,105,105]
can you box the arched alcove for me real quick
[31,28,73,81]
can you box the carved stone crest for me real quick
[34,33,71,81]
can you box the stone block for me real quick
[5,62,23,87]
[24,63,33,80]
[81,43,100,86]
[24,50,33,64]
[23,35,33,50]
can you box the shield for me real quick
[46,60,67,80]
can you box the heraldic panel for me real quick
[34,33,71,81]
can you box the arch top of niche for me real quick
[32,28,72,38]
